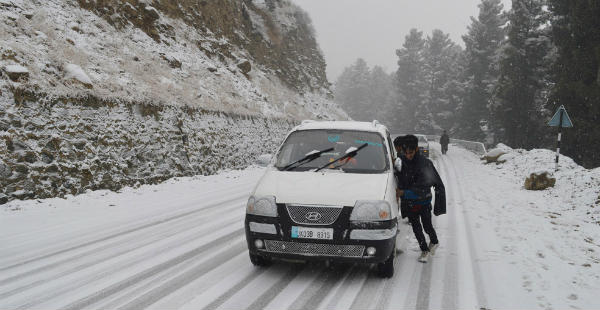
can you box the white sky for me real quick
[290,0,511,81]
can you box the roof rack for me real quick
[301,120,316,125]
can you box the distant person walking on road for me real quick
[440,130,449,155]
[396,135,446,262]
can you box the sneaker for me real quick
[417,251,429,263]
[428,242,439,255]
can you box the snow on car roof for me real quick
[294,120,389,136]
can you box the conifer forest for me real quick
[333,0,600,168]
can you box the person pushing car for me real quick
[395,135,446,262]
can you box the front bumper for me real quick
[245,205,397,264]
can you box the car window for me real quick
[275,129,389,174]
[386,132,395,161]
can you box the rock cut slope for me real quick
[0,0,347,202]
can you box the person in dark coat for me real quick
[396,135,446,259]
[440,130,449,154]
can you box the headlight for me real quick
[246,196,277,217]
[350,200,392,221]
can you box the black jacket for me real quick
[440,133,449,145]
[395,153,446,218]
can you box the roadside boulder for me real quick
[483,148,506,164]
[524,171,556,190]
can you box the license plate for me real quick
[291,226,333,240]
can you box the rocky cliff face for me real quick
[0,0,346,203]
[0,89,294,202]
[76,0,330,94]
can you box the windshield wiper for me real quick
[315,143,368,172]
[282,147,334,171]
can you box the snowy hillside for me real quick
[0,0,345,118]
[0,0,348,202]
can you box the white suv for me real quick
[245,120,399,277]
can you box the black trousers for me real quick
[408,205,438,251]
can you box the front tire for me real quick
[249,253,271,266]
[377,246,395,278]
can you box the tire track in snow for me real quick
[350,269,386,310]
[9,221,243,309]
[374,234,410,310]
[245,265,305,310]
[445,152,488,308]
[0,181,255,256]
[287,266,346,310]
[0,200,244,290]
[0,193,248,273]
[1,212,244,306]
[437,153,459,310]
[320,265,365,310]
[118,240,248,310]
[60,228,244,310]
[415,261,434,310]
[201,267,269,310]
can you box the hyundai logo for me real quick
[305,211,322,221]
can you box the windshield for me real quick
[275,130,389,173]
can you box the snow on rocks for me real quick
[236,59,252,74]
[63,64,93,88]
[524,171,556,190]
[482,143,600,216]
[483,147,507,163]
[3,64,29,81]
[0,0,346,120]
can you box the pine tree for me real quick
[547,0,600,168]
[493,0,552,148]
[369,66,397,128]
[422,30,463,134]
[395,28,427,132]
[334,58,373,121]
[460,0,506,142]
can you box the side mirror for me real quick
[394,158,402,171]
[256,154,272,167]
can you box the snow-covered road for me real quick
[1,144,598,309]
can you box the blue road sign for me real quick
[548,105,573,127]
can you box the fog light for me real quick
[254,239,264,249]
[366,247,376,256]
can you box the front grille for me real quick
[286,205,343,225]
[264,240,365,258]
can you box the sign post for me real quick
[548,105,573,171]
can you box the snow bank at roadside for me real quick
[448,144,600,309]
[1,166,265,213]
[484,143,600,224]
